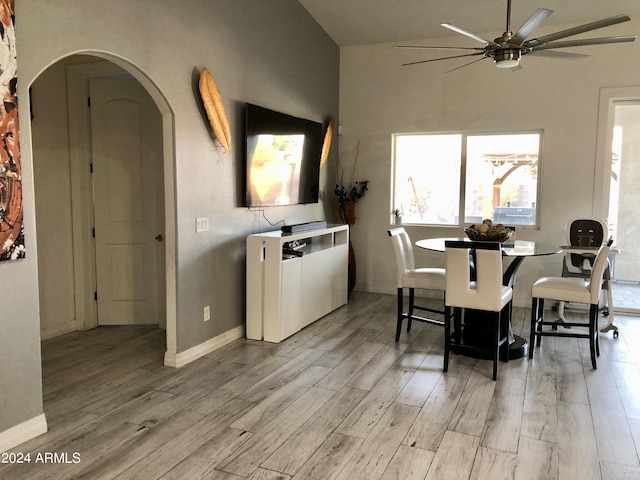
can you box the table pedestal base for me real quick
[453,308,529,361]
[450,334,528,360]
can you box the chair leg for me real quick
[501,303,510,364]
[529,297,538,359]
[443,305,451,372]
[407,288,415,332]
[595,305,600,357]
[536,298,545,348]
[395,288,403,342]
[605,275,615,324]
[493,313,500,381]
[589,304,598,369]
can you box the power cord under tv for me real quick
[247,207,286,234]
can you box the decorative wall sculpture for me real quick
[0,0,23,261]
[199,67,231,153]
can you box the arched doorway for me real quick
[30,52,177,361]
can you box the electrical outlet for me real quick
[196,217,209,232]
[204,305,210,322]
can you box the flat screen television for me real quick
[245,103,323,207]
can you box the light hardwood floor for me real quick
[3,291,640,479]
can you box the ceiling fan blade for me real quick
[446,57,488,73]
[396,45,485,52]
[532,35,637,50]
[525,14,631,47]
[402,52,485,67]
[510,8,553,45]
[528,50,590,60]
[441,23,497,45]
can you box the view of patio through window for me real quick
[393,132,541,226]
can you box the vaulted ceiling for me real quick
[298,0,640,47]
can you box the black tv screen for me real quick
[245,103,322,207]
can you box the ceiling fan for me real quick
[397,0,636,71]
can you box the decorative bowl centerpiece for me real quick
[465,219,513,243]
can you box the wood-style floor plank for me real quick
[218,387,336,478]
[520,371,557,443]
[448,369,497,437]
[557,400,601,480]
[403,375,468,451]
[425,430,480,480]
[335,368,413,439]
[469,446,516,480]
[587,382,639,466]
[229,365,331,433]
[2,292,639,480]
[334,402,420,480]
[290,433,363,480]
[379,444,434,480]
[481,377,526,454]
[514,436,558,480]
[261,386,367,475]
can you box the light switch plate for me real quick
[196,217,209,232]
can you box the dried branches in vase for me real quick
[334,140,369,225]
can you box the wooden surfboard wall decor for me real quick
[199,67,231,154]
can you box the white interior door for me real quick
[90,77,164,325]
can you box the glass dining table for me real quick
[415,237,561,359]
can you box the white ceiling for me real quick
[298,0,640,47]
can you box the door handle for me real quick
[155,234,163,242]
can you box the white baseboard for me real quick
[40,320,77,341]
[163,325,244,368]
[0,414,48,453]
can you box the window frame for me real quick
[391,129,543,228]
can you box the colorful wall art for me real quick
[0,0,24,261]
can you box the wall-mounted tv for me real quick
[245,103,323,207]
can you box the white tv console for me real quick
[246,224,349,343]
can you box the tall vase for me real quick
[337,202,357,298]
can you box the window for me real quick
[393,132,541,226]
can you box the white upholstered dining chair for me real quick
[529,238,613,369]
[444,240,512,381]
[388,228,446,341]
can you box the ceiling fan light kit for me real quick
[493,49,521,68]
[398,0,636,71]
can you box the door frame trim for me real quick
[66,58,177,362]
[594,86,640,218]
[594,85,640,315]
[67,61,122,332]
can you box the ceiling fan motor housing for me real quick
[493,49,521,68]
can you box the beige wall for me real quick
[338,18,640,306]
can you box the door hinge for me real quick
[88,96,91,108]
[90,163,93,173]
[94,291,98,301]
[92,228,95,238]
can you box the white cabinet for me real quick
[246,224,349,342]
